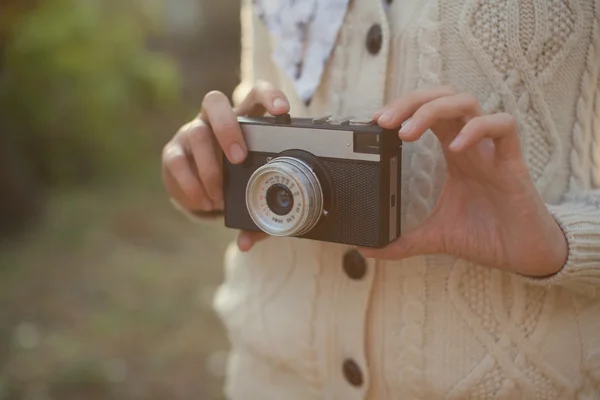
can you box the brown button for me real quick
[343,359,364,386]
[343,249,367,280]
[366,24,383,55]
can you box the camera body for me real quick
[223,114,402,248]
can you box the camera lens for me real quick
[266,184,294,216]
[245,156,324,237]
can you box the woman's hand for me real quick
[359,86,568,278]
[162,81,289,251]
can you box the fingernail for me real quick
[273,98,288,109]
[450,134,465,150]
[238,234,252,252]
[372,109,385,120]
[378,110,395,125]
[229,143,245,163]
[399,119,414,136]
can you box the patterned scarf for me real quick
[253,0,351,104]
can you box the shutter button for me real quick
[366,24,383,55]
[343,249,367,280]
[343,359,364,387]
[275,113,292,124]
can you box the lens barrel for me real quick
[245,156,323,237]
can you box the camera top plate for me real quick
[237,113,402,160]
[238,114,395,134]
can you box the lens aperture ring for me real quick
[246,157,323,236]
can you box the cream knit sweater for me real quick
[196,0,600,398]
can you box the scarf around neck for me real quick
[252,0,351,104]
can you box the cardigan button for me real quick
[343,359,364,387]
[343,249,367,280]
[366,24,383,55]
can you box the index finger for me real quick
[375,86,460,129]
[199,91,246,164]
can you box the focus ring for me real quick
[245,156,324,237]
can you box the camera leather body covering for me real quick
[223,114,402,248]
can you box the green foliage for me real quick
[0,0,180,185]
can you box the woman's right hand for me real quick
[162,81,291,251]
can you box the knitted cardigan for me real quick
[182,0,600,398]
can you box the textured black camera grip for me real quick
[313,159,381,246]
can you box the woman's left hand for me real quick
[358,86,568,278]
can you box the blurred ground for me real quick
[0,0,244,398]
[0,177,236,400]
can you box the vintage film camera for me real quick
[223,114,402,248]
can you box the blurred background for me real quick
[0,0,242,398]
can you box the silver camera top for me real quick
[238,113,395,163]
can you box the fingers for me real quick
[164,82,290,218]
[397,93,484,143]
[358,221,443,260]
[186,120,223,205]
[449,113,521,159]
[198,83,290,165]
[376,87,521,160]
[374,85,459,128]
[200,91,247,164]
[235,80,290,117]
[237,230,269,252]
[162,142,213,211]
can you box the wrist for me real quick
[524,214,568,278]
[549,216,569,274]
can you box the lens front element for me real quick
[246,156,323,237]
[266,184,294,216]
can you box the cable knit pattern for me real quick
[459,0,585,191]
[391,3,443,399]
[533,0,578,77]
[192,0,600,398]
[448,265,573,398]
[570,18,600,191]
[405,1,443,229]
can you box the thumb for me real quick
[358,223,443,260]
[237,230,269,252]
